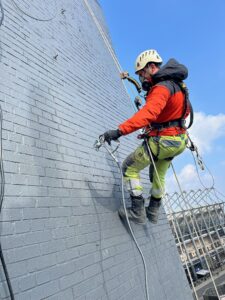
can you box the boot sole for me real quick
[118,210,146,225]
[146,208,158,224]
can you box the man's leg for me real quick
[146,134,188,223]
[146,159,170,224]
[118,144,151,224]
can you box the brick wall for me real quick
[0,0,193,299]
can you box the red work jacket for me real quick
[119,81,188,137]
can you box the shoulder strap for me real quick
[176,81,194,129]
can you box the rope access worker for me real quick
[101,49,190,225]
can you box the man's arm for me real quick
[100,85,170,144]
[119,85,170,135]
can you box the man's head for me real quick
[135,49,163,80]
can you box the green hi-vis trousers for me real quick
[122,134,188,199]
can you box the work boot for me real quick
[118,195,146,225]
[146,196,162,224]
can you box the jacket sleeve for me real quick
[119,85,171,135]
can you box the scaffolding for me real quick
[165,188,225,299]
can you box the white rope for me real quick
[83,0,137,111]
[83,0,121,70]
[144,142,199,299]
[191,151,215,190]
[103,144,150,300]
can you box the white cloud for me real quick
[163,112,225,197]
[188,112,225,154]
[166,164,213,193]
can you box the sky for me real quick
[99,0,225,196]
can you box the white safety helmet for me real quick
[135,49,163,73]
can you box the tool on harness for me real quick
[134,96,142,110]
[186,133,204,170]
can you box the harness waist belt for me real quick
[151,119,185,130]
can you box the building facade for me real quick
[0,0,192,299]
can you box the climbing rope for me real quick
[142,139,199,299]
[82,0,138,111]
[190,150,215,190]
[94,136,150,300]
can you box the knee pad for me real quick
[125,178,143,197]
[151,187,164,199]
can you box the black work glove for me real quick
[101,129,122,145]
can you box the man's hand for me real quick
[101,129,122,145]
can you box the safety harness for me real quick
[150,81,194,131]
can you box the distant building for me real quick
[166,189,225,283]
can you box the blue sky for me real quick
[99,0,225,195]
